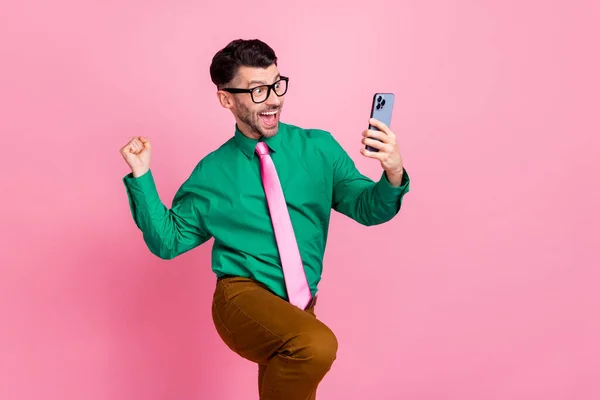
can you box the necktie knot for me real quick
[255,142,270,156]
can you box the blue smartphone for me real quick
[365,93,395,152]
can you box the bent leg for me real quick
[212,277,337,400]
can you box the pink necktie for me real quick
[255,142,312,309]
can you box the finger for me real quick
[122,138,136,153]
[362,129,388,142]
[369,118,390,134]
[124,144,137,155]
[362,137,386,150]
[360,147,386,160]
[139,136,151,149]
[369,118,394,138]
[132,138,143,152]
[363,138,396,155]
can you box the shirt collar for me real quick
[234,122,284,158]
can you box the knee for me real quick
[296,326,338,371]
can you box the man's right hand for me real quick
[120,136,151,178]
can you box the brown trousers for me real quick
[211,276,338,400]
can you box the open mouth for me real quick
[259,110,278,128]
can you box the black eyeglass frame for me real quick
[221,76,289,104]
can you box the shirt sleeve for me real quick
[326,133,410,226]
[122,166,212,259]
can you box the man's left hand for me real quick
[360,118,404,186]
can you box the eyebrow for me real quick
[248,74,281,87]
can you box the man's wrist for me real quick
[385,168,404,187]
[132,168,150,178]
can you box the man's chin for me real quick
[261,127,278,138]
[257,122,279,138]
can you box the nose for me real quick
[264,88,282,107]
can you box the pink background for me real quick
[1,1,599,399]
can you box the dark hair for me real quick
[209,39,278,88]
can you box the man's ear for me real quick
[216,90,234,109]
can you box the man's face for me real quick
[224,64,285,139]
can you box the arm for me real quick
[327,128,410,226]
[123,167,212,259]
[120,136,212,259]
[330,140,410,225]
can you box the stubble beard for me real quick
[235,98,279,138]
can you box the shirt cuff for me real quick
[122,169,161,207]
[373,168,411,203]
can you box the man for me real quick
[120,39,410,400]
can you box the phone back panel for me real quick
[366,93,395,151]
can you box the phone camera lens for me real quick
[377,96,383,102]
[376,104,381,110]
[381,99,386,106]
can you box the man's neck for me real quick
[235,120,261,140]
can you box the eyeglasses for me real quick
[221,76,289,104]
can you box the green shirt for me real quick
[123,121,410,300]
